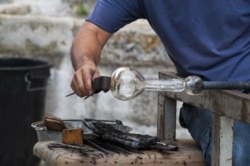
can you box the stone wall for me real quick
[0,1,190,138]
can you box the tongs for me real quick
[66,76,111,98]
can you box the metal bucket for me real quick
[31,120,88,141]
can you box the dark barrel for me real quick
[0,57,51,166]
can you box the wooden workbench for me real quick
[33,139,205,166]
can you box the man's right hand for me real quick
[70,21,112,97]
[70,62,100,98]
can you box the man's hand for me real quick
[70,63,100,97]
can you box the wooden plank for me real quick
[164,97,177,142]
[33,140,205,166]
[211,115,233,166]
[157,92,176,142]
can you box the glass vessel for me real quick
[110,67,202,101]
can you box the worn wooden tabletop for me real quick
[33,139,205,166]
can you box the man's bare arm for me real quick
[70,21,112,97]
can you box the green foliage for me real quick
[75,4,88,16]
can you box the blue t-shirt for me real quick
[87,0,250,81]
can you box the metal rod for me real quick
[84,138,110,154]
[155,142,178,151]
[202,81,250,90]
[65,92,75,97]
[65,92,90,99]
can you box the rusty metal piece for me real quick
[84,119,178,151]
[62,128,84,145]
[44,115,67,132]
[65,76,111,98]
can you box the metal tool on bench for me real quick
[48,143,94,155]
[46,117,178,154]
[44,116,139,154]
[66,67,250,101]
[83,119,178,151]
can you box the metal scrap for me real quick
[84,119,178,151]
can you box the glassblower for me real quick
[66,67,250,100]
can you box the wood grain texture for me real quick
[33,139,205,166]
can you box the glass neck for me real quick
[145,79,185,92]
